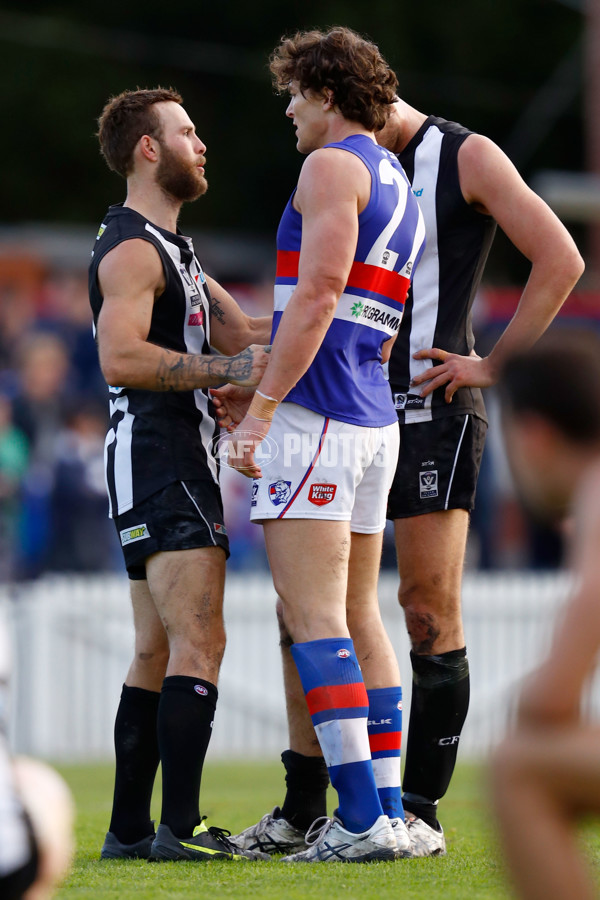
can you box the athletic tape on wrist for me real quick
[248,390,279,422]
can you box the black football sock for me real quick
[402,648,470,829]
[108,684,160,844]
[157,675,218,837]
[279,749,330,831]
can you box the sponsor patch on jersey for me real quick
[251,483,259,507]
[308,483,337,506]
[419,470,438,499]
[120,524,150,546]
[213,523,227,535]
[188,311,204,326]
[380,249,399,270]
[393,392,426,411]
[269,480,291,506]
[96,223,107,240]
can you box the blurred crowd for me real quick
[0,246,580,583]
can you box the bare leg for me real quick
[125,578,170,690]
[395,510,468,655]
[491,726,600,900]
[346,530,400,687]
[145,546,226,681]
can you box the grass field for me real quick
[54,759,600,900]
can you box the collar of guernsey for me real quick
[272,133,425,428]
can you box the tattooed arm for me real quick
[205,275,272,354]
[96,239,270,390]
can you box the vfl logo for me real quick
[419,470,438,499]
[251,482,259,507]
[308,483,337,506]
[337,649,351,659]
[268,480,291,506]
[194,685,208,696]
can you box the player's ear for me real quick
[323,90,335,110]
[139,134,159,163]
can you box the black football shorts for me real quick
[387,414,487,519]
[113,479,230,579]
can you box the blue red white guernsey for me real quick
[88,204,219,518]
[388,117,497,424]
[274,134,425,427]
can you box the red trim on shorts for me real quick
[278,417,331,518]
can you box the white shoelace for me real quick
[304,816,334,846]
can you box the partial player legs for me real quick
[263,519,389,840]
[395,509,470,829]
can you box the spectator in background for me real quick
[492,328,600,900]
[0,396,28,582]
[44,401,120,574]
[10,333,70,580]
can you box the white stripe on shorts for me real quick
[444,415,469,510]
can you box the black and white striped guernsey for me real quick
[88,204,219,519]
[388,116,497,424]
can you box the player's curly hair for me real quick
[269,27,397,132]
[97,87,183,178]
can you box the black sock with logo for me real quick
[157,675,218,837]
[109,684,160,844]
[280,750,330,831]
[402,648,469,829]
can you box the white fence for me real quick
[0,571,588,762]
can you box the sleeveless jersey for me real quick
[88,204,219,518]
[388,116,497,424]
[274,134,425,428]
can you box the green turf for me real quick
[53,759,600,900]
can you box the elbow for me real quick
[561,243,585,291]
[100,353,130,389]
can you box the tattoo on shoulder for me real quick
[210,295,226,325]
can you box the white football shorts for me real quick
[249,401,399,533]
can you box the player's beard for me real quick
[156,144,208,202]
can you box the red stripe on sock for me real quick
[306,682,368,716]
[368,731,402,753]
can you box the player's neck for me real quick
[391,101,428,152]
[320,116,374,148]
[123,181,182,234]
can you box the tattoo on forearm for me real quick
[210,295,226,325]
[155,346,255,390]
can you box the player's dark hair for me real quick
[97,87,183,177]
[270,27,398,131]
[499,328,600,444]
